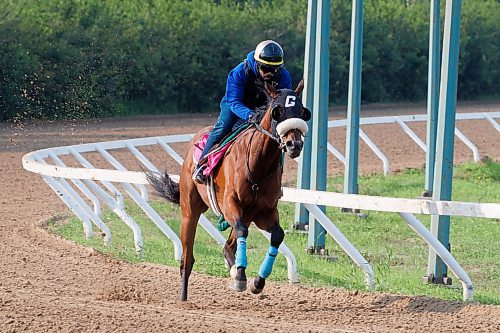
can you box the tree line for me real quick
[0,0,498,120]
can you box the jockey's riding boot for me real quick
[192,164,207,184]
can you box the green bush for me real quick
[0,0,498,120]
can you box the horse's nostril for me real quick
[286,140,303,151]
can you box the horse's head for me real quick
[263,81,311,159]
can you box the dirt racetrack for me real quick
[1,101,499,332]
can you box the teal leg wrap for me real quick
[258,245,279,278]
[235,237,247,268]
[216,216,230,231]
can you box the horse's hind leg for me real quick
[250,211,284,294]
[179,192,205,301]
[223,228,237,269]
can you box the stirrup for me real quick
[192,164,207,184]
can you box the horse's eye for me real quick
[271,105,283,121]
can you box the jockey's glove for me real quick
[248,112,260,124]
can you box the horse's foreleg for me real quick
[228,219,248,292]
[251,217,284,295]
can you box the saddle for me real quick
[193,123,252,176]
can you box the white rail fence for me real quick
[328,111,500,175]
[23,112,500,301]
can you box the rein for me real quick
[251,99,287,149]
[253,122,285,149]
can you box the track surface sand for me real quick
[1,102,499,332]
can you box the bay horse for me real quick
[147,81,310,301]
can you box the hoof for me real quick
[230,265,237,279]
[249,277,265,294]
[229,279,247,292]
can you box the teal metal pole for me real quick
[423,0,441,197]
[427,0,462,282]
[295,0,317,228]
[344,0,363,195]
[308,0,330,250]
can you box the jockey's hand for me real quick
[248,112,260,124]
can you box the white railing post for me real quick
[454,128,481,162]
[359,129,390,175]
[304,204,375,290]
[399,213,474,301]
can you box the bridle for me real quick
[249,98,294,150]
[253,121,285,150]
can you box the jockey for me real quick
[192,40,292,184]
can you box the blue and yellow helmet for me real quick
[254,40,284,67]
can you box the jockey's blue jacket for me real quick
[221,51,292,120]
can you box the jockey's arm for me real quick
[225,66,254,121]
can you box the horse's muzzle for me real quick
[285,139,303,159]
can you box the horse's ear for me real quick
[295,79,305,96]
[271,104,283,121]
[264,82,279,99]
[301,107,311,121]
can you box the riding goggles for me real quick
[259,63,281,74]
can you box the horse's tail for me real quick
[144,169,180,204]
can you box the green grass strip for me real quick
[48,160,500,304]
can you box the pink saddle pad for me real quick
[193,133,233,176]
